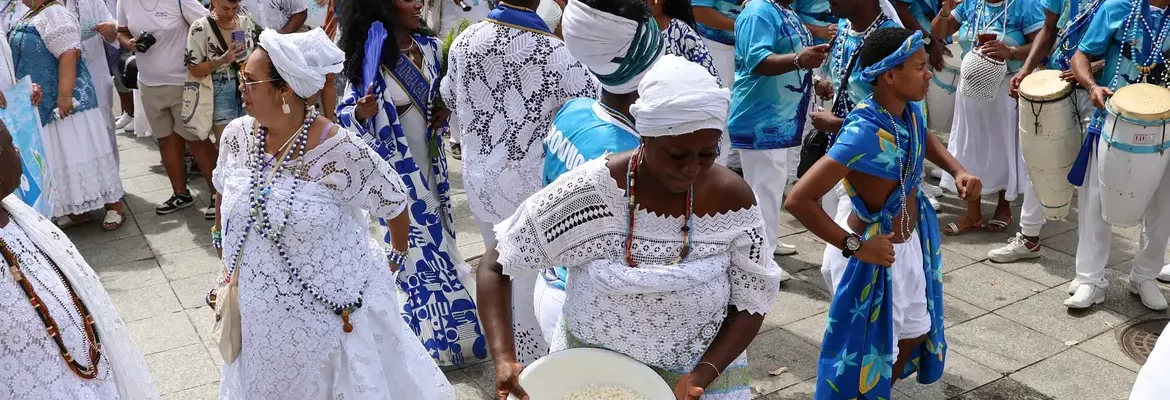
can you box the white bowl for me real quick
[507,348,674,400]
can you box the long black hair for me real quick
[661,0,695,27]
[338,0,434,89]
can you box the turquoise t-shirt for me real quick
[728,0,813,150]
[792,0,833,44]
[1043,0,1107,69]
[824,16,902,108]
[954,0,1046,74]
[693,0,743,45]
[1078,0,1170,130]
[897,0,939,32]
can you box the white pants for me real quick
[1131,325,1170,399]
[1019,89,1095,237]
[533,276,565,345]
[709,40,736,167]
[739,148,790,254]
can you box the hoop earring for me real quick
[282,96,291,114]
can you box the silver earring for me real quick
[281,96,291,114]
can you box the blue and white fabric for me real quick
[692,0,743,45]
[1044,0,1107,70]
[825,15,902,108]
[663,18,722,83]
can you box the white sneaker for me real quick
[779,269,792,282]
[1158,264,1170,283]
[1063,285,1105,309]
[987,233,1042,263]
[1129,280,1169,311]
[774,242,797,256]
[114,112,133,130]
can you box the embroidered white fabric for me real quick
[1,197,159,400]
[214,117,453,399]
[29,5,82,57]
[493,159,782,370]
[439,21,599,224]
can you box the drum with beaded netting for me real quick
[1018,69,1081,221]
[1098,83,1170,227]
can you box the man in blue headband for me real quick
[728,0,829,260]
[786,27,981,399]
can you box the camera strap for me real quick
[206,16,242,74]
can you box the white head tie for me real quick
[629,55,730,138]
[259,28,345,98]
[560,0,662,94]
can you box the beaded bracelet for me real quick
[211,227,222,250]
[386,248,408,267]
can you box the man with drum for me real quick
[987,0,1105,264]
[1065,0,1170,311]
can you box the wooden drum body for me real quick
[1018,70,1081,221]
[1098,83,1170,227]
[927,42,962,137]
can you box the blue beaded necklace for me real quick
[1119,0,1170,82]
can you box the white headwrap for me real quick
[560,0,663,94]
[258,28,345,98]
[629,55,730,138]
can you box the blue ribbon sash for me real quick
[485,2,552,36]
[386,49,434,121]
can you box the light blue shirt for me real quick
[1078,0,1170,129]
[728,0,813,150]
[898,0,939,32]
[692,0,743,45]
[954,0,1046,74]
[541,98,641,290]
[792,0,833,44]
[1042,0,1107,69]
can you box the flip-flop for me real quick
[102,210,125,231]
[55,214,93,229]
[943,217,984,236]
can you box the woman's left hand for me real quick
[430,107,451,131]
[673,373,707,400]
[57,94,73,118]
[30,84,42,106]
[979,40,1012,61]
[96,22,117,39]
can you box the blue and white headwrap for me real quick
[561,0,664,94]
[858,30,924,83]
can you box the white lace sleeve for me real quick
[33,6,81,57]
[212,118,253,192]
[494,160,618,277]
[728,207,782,315]
[305,129,408,219]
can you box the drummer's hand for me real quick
[1090,85,1114,110]
[494,360,528,400]
[928,39,947,71]
[980,40,1011,62]
[814,78,834,101]
[953,171,982,200]
[673,373,708,400]
[1009,70,1029,98]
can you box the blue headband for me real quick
[859,31,924,83]
[595,17,664,87]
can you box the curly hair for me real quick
[338,0,434,87]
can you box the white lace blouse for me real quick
[494,159,782,371]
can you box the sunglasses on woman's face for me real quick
[238,71,279,93]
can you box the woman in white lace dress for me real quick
[211,28,453,399]
[9,0,126,230]
[478,56,782,400]
[0,124,158,399]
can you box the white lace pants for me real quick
[739,148,789,254]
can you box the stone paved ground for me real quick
[66,127,1170,400]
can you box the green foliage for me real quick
[433,18,472,111]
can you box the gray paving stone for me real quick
[953,377,1055,400]
[761,377,815,400]
[745,327,822,397]
[94,259,167,294]
[144,343,220,395]
[458,237,488,262]
[895,349,1003,400]
[792,268,829,294]
[1012,348,1135,400]
[453,215,483,244]
[778,210,810,237]
[447,369,494,400]
[142,215,214,257]
[157,246,223,281]
[161,383,219,400]
[458,360,497,395]
[941,247,980,274]
[171,272,219,310]
[122,172,178,196]
[774,232,826,274]
[762,277,830,332]
[945,314,1067,373]
[996,286,1130,344]
[108,282,183,322]
[985,246,1076,288]
[186,306,217,343]
[1076,329,1142,373]
[933,221,1012,262]
[1099,268,1170,318]
[76,234,154,268]
[126,311,202,355]
[59,212,143,246]
[943,263,1047,312]
[943,294,988,328]
[780,312,827,347]
[1044,229,1138,270]
[125,187,194,216]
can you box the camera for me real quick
[135,31,157,53]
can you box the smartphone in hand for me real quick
[231,30,245,45]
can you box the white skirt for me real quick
[940,77,1028,201]
[42,108,124,217]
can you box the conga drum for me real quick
[1018,70,1081,220]
[927,42,962,138]
[1098,83,1170,227]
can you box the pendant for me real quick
[341,309,353,333]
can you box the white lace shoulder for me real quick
[31,5,81,57]
[214,117,409,219]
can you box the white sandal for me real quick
[55,214,92,229]
[102,210,125,231]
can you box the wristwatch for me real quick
[841,233,862,258]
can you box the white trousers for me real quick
[1131,324,1170,399]
[533,276,565,345]
[739,148,790,254]
[709,40,736,167]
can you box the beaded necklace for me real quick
[1053,0,1106,70]
[623,146,693,268]
[1119,0,1170,82]
[599,102,634,131]
[970,0,1012,45]
[1,231,102,379]
[829,14,891,115]
[877,102,920,239]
